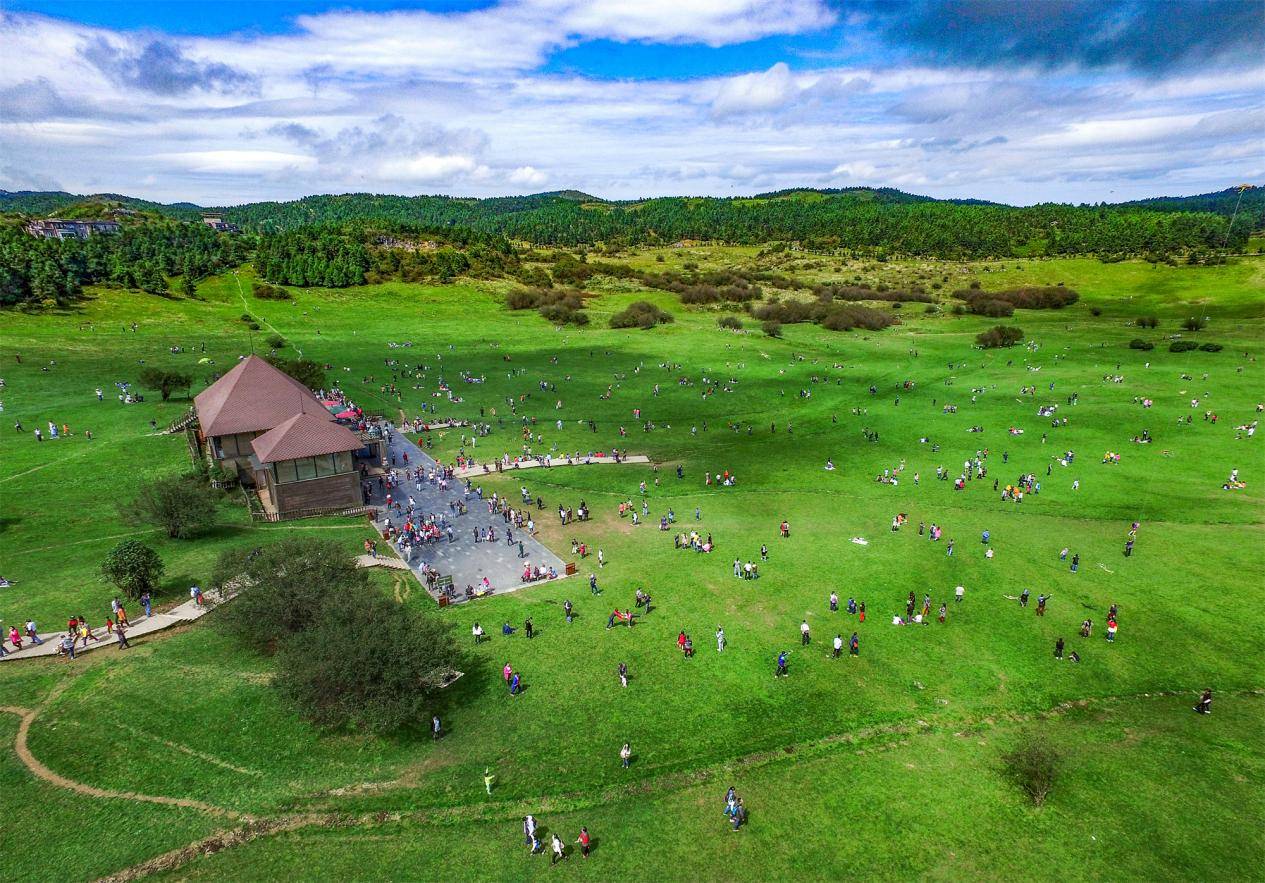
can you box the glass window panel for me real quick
[295,457,318,481]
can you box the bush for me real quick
[138,367,194,402]
[717,315,744,330]
[924,304,939,314]
[1182,316,1207,332]
[610,301,674,329]
[1002,732,1062,806]
[1128,339,1154,351]
[976,325,1024,349]
[955,286,1079,311]
[762,320,783,338]
[266,334,286,350]
[538,302,589,326]
[215,538,363,653]
[101,540,165,600]
[1170,340,1199,352]
[1199,342,1223,352]
[274,590,462,734]
[1136,316,1159,328]
[1090,307,1102,317]
[974,299,1015,318]
[132,474,217,539]
[247,322,261,331]
[252,283,292,300]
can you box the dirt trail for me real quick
[0,706,237,818]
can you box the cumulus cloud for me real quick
[508,165,548,187]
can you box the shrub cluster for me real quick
[216,539,462,734]
[956,286,1079,313]
[610,301,675,329]
[252,282,293,300]
[976,325,1025,348]
[1136,316,1159,328]
[1182,316,1207,331]
[1170,340,1198,352]
[812,283,933,304]
[750,300,898,333]
[506,286,589,325]
[717,315,744,330]
[1128,339,1155,351]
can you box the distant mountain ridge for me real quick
[2,185,1257,218]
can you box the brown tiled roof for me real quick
[194,355,328,436]
[251,412,364,463]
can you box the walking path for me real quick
[0,590,228,663]
[451,453,650,480]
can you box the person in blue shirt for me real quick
[775,651,788,677]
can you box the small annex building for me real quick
[190,355,378,518]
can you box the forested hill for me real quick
[2,186,1258,255]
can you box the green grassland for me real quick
[1,253,1263,880]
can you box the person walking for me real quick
[832,633,843,658]
[483,767,496,795]
[955,585,964,603]
[24,620,44,645]
[1193,689,1212,715]
[525,617,534,639]
[800,620,810,646]
[1036,594,1047,616]
[140,591,152,618]
[576,827,591,859]
[432,715,442,740]
[618,661,628,688]
[551,833,567,864]
[114,620,131,650]
[716,626,726,651]
[1054,637,1064,659]
[620,742,631,769]
[1070,553,1080,573]
[775,650,789,677]
[1106,617,1117,642]
[829,592,838,612]
[849,632,859,656]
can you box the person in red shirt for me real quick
[575,827,591,858]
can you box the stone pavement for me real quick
[367,427,570,602]
[0,590,227,663]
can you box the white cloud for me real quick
[508,165,548,187]
[375,154,481,182]
[151,150,319,174]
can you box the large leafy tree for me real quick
[131,474,217,539]
[101,540,165,599]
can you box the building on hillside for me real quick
[25,219,120,240]
[201,215,240,233]
[189,355,385,518]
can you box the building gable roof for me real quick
[251,412,364,463]
[194,355,327,437]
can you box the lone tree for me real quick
[132,474,217,539]
[101,540,165,600]
[274,590,462,734]
[138,367,194,402]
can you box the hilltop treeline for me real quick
[0,222,249,307]
[256,221,517,287]
[206,191,1250,257]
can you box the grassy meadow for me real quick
[0,251,1263,881]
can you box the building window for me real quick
[334,451,353,473]
[315,453,337,477]
[295,457,318,481]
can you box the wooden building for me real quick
[249,412,365,516]
[190,355,382,518]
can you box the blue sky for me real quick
[1,1,1261,204]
